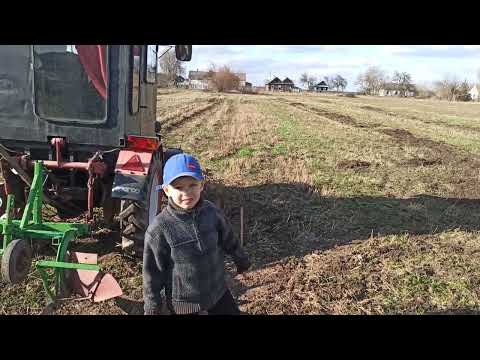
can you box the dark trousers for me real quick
[180,290,240,315]
[207,289,241,315]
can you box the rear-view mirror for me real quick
[175,45,192,61]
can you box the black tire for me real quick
[1,239,32,284]
[119,154,163,257]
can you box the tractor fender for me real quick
[111,149,155,201]
[111,148,183,201]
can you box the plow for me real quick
[0,160,122,304]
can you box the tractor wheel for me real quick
[119,155,163,257]
[1,239,32,284]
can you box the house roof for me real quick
[315,81,328,87]
[267,77,295,86]
[267,77,282,85]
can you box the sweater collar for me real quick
[167,195,205,216]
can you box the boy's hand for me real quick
[236,258,251,274]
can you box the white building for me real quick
[469,85,480,101]
[378,83,416,97]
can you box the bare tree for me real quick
[356,66,387,95]
[392,71,413,97]
[415,82,436,99]
[307,76,317,89]
[208,64,240,92]
[434,75,462,101]
[331,75,347,92]
[323,76,333,89]
[159,50,185,86]
[338,75,348,92]
[458,79,472,101]
[300,72,309,89]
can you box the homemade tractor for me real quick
[0,45,192,304]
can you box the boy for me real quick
[143,153,251,315]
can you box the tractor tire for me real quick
[119,154,163,257]
[1,239,32,284]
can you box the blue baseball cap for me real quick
[159,153,204,189]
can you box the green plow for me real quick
[0,161,122,305]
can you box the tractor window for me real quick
[0,46,31,116]
[33,45,108,122]
[130,45,141,114]
[146,45,157,84]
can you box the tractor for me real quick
[0,45,192,298]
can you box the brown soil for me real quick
[359,105,480,134]
[283,100,360,127]
[402,158,442,167]
[360,105,396,116]
[161,98,223,132]
[337,160,371,170]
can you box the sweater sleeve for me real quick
[143,224,170,315]
[215,206,249,267]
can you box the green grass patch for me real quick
[236,147,256,157]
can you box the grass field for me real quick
[3,89,480,314]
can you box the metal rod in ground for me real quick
[240,207,244,247]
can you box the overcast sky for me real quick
[174,45,480,91]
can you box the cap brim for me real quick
[158,172,204,190]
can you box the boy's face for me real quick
[163,176,204,210]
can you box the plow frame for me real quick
[0,161,103,303]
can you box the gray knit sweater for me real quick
[143,197,250,315]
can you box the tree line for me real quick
[355,66,474,101]
[159,49,477,101]
[299,73,348,91]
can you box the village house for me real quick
[236,73,247,88]
[469,84,480,101]
[378,82,416,97]
[266,77,296,92]
[310,81,329,92]
[188,70,210,90]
